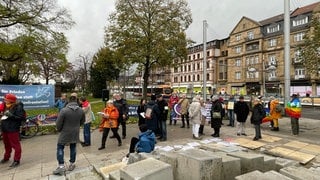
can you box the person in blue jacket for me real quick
[126,124,155,157]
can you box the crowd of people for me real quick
[0,91,301,176]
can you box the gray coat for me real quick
[188,98,201,124]
[56,102,85,144]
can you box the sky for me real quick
[57,0,320,62]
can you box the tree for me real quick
[299,16,320,76]
[29,31,69,84]
[0,0,74,62]
[90,47,121,98]
[105,0,192,99]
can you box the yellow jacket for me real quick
[270,99,281,119]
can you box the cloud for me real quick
[58,0,319,60]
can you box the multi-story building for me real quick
[170,1,320,97]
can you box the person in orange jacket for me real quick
[98,100,122,150]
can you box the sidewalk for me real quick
[0,116,319,180]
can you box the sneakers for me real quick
[53,166,65,176]
[98,146,105,150]
[0,159,9,163]
[9,161,20,168]
[68,163,76,171]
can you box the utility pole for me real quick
[203,20,207,101]
[284,0,291,105]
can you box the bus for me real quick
[123,84,172,99]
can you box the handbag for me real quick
[212,112,221,119]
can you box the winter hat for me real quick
[4,93,17,103]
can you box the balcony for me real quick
[293,74,310,80]
[292,58,303,65]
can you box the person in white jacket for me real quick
[188,95,202,140]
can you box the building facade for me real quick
[170,1,320,97]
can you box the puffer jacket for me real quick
[135,130,155,153]
[188,98,201,124]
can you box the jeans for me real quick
[160,121,167,139]
[83,123,91,145]
[254,124,261,138]
[57,143,76,165]
[228,110,234,126]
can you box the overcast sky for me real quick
[57,0,320,62]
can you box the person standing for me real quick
[199,97,207,135]
[168,92,179,125]
[285,94,301,136]
[55,93,67,112]
[270,98,282,131]
[251,98,265,141]
[144,95,161,134]
[227,95,235,127]
[112,93,128,139]
[210,95,223,137]
[98,100,122,150]
[53,95,85,175]
[137,98,146,126]
[188,96,202,139]
[156,94,169,141]
[234,96,250,136]
[79,96,93,147]
[178,94,190,128]
[0,93,26,168]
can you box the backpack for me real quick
[145,105,154,120]
[275,104,283,113]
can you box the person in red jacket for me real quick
[168,92,179,125]
[0,93,26,168]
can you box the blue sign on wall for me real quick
[0,85,55,109]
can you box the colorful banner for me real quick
[0,85,55,109]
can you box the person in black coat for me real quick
[137,99,146,126]
[156,94,169,141]
[234,96,250,136]
[251,98,265,141]
[210,95,223,137]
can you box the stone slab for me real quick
[214,152,241,180]
[99,162,126,180]
[159,152,178,180]
[263,170,293,180]
[286,151,315,165]
[280,166,319,179]
[234,138,265,150]
[275,157,299,172]
[201,143,242,153]
[120,158,173,180]
[259,134,282,143]
[227,151,264,173]
[303,144,320,155]
[235,170,264,180]
[283,141,309,149]
[263,155,276,172]
[176,149,222,180]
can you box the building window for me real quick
[197,53,200,59]
[207,62,210,69]
[188,65,191,71]
[236,34,241,41]
[295,68,305,79]
[268,54,277,66]
[293,16,308,27]
[294,50,302,62]
[235,46,242,53]
[294,32,305,42]
[247,31,254,40]
[207,51,210,56]
[197,74,200,81]
[246,56,259,65]
[267,24,280,33]
[193,55,195,60]
[197,63,200,70]
[207,73,210,81]
[235,72,241,80]
[235,58,241,66]
[268,39,277,47]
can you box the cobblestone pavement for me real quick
[0,115,319,180]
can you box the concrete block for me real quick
[264,170,293,180]
[109,170,120,180]
[280,166,319,180]
[275,157,299,171]
[214,152,241,180]
[263,155,277,172]
[160,152,178,180]
[120,158,173,180]
[201,143,242,153]
[227,151,264,174]
[99,162,126,179]
[176,149,222,180]
[235,170,264,180]
[127,153,143,164]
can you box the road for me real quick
[301,106,320,120]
